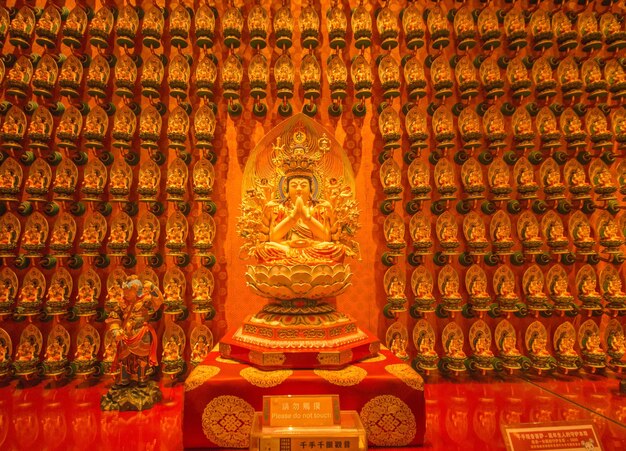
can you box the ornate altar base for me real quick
[183,347,425,449]
[219,299,380,368]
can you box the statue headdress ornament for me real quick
[271,125,323,179]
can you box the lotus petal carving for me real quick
[246,264,352,300]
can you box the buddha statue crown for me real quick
[272,126,323,179]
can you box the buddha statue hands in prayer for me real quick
[254,174,344,265]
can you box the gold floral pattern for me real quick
[184,365,221,392]
[360,353,387,363]
[240,367,293,388]
[385,364,424,391]
[215,356,240,365]
[360,395,416,446]
[201,396,254,448]
[313,365,367,386]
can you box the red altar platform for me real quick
[183,347,426,449]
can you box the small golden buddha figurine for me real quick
[519,219,543,254]
[108,222,129,246]
[556,331,578,360]
[167,222,185,245]
[567,167,592,198]
[110,169,129,191]
[138,168,159,193]
[137,223,157,248]
[581,329,606,365]
[414,279,435,306]
[500,331,521,358]
[441,273,463,311]
[162,336,181,362]
[190,335,210,364]
[516,166,540,199]
[543,167,566,199]
[77,280,97,305]
[74,336,96,362]
[572,221,594,246]
[389,332,409,361]
[81,222,101,245]
[22,222,45,248]
[607,328,626,365]
[50,222,72,247]
[604,273,626,308]
[82,169,104,193]
[44,336,65,362]
[46,278,68,306]
[493,222,513,245]
[19,279,43,305]
[526,273,549,307]
[530,333,551,358]
[473,332,494,360]
[446,333,467,360]
[439,219,460,254]
[579,274,602,305]
[546,220,569,252]
[496,276,520,310]
[194,222,214,247]
[599,217,623,253]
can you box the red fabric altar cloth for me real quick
[183,348,425,449]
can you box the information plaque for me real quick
[251,396,366,451]
[263,395,341,428]
[502,421,603,451]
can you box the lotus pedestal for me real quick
[220,264,380,369]
[220,299,380,369]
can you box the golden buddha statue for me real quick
[47,279,68,305]
[77,280,97,304]
[493,222,513,245]
[163,337,181,361]
[582,331,604,358]
[22,223,44,247]
[75,336,96,362]
[608,330,626,360]
[190,335,210,363]
[556,333,577,358]
[580,275,601,300]
[19,279,42,304]
[474,333,494,358]
[109,222,129,245]
[50,223,72,246]
[110,169,129,190]
[137,223,157,247]
[81,222,101,245]
[446,334,466,359]
[500,332,520,357]
[44,337,65,362]
[530,334,550,358]
[253,162,345,265]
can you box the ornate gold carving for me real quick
[314,366,367,386]
[360,395,417,446]
[201,396,254,448]
[249,351,285,367]
[240,367,293,388]
[384,364,424,391]
[316,352,341,365]
[185,365,221,392]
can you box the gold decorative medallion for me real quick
[385,364,424,391]
[184,365,221,392]
[240,367,293,388]
[201,396,255,448]
[360,395,416,446]
[313,366,367,386]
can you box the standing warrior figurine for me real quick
[101,276,163,411]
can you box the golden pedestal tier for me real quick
[220,299,380,369]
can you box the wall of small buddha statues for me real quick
[1,0,626,381]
